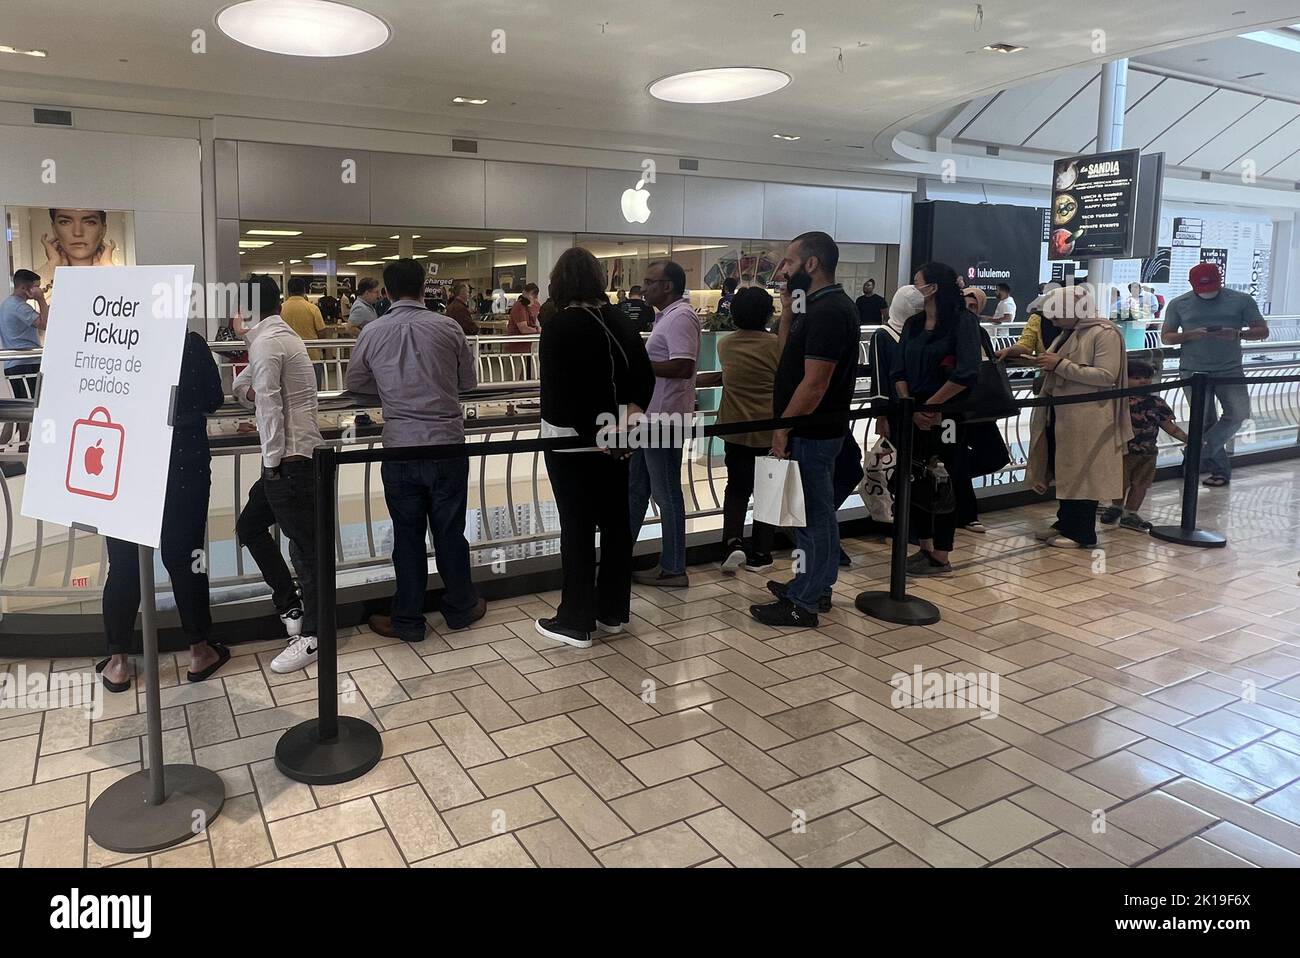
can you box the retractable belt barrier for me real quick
[287,370,1300,785]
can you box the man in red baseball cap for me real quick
[1160,262,1269,487]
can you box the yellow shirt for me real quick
[1013,313,1048,355]
[280,296,326,359]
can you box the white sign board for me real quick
[21,265,194,548]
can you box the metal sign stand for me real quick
[86,544,225,853]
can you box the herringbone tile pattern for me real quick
[3,464,1299,867]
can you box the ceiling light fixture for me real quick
[338,243,375,251]
[983,43,1025,53]
[0,45,48,57]
[648,67,790,104]
[216,0,390,57]
[495,237,528,244]
[289,259,302,264]
[429,246,486,254]
[772,132,801,141]
[305,252,327,258]
[245,228,302,236]
[238,240,273,248]
[347,260,384,266]
[452,96,489,105]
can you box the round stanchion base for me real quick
[86,764,225,854]
[855,591,941,626]
[1149,525,1227,549]
[275,716,383,785]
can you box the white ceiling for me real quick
[914,28,1300,183]
[0,1,1297,172]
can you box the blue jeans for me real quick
[382,458,479,637]
[788,436,843,613]
[1182,374,1250,479]
[628,446,687,575]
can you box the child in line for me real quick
[1101,359,1188,532]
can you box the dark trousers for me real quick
[910,426,963,553]
[382,458,478,637]
[547,450,634,631]
[721,442,775,556]
[236,460,318,635]
[1055,499,1098,546]
[104,456,212,654]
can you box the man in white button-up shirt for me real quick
[231,275,326,674]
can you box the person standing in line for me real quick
[992,283,1017,324]
[347,278,382,332]
[375,287,392,317]
[1026,284,1131,548]
[280,276,327,389]
[98,328,229,692]
[751,231,859,625]
[620,285,654,333]
[1160,262,1269,488]
[717,286,781,574]
[628,260,700,589]
[339,291,352,325]
[534,248,655,648]
[855,279,888,325]
[445,282,480,336]
[888,262,982,575]
[1101,358,1189,532]
[232,275,325,673]
[347,258,486,640]
[1,270,48,449]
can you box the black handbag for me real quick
[949,328,1019,423]
[964,420,1012,477]
[910,455,955,515]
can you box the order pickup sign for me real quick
[22,265,193,548]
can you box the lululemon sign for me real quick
[22,265,193,548]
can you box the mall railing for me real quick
[2,321,1299,620]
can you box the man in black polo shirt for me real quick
[752,231,860,627]
[855,279,888,325]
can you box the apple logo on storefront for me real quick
[85,439,105,476]
[621,178,652,224]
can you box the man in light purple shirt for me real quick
[628,260,700,588]
[346,258,486,641]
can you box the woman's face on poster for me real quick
[51,209,107,263]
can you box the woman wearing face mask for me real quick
[1026,285,1132,548]
[888,263,982,575]
[869,284,925,439]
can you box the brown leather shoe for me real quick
[367,613,426,643]
[444,596,487,631]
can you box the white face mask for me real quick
[894,285,925,316]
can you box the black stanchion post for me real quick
[855,397,941,625]
[86,545,225,853]
[1150,372,1227,548]
[276,446,383,784]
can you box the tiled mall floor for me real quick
[3,462,1300,868]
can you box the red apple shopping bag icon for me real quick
[66,407,125,501]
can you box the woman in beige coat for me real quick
[1026,286,1134,548]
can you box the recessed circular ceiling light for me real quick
[649,67,790,104]
[217,0,389,57]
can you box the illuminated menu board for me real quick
[1049,149,1140,260]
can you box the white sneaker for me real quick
[1045,535,1083,550]
[279,606,304,638]
[596,619,625,635]
[720,546,747,574]
[271,635,318,673]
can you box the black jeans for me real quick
[547,450,634,631]
[721,442,775,556]
[236,460,318,635]
[1055,499,1098,546]
[382,458,478,636]
[104,454,212,654]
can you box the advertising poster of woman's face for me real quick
[5,206,133,289]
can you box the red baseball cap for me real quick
[1189,262,1222,293]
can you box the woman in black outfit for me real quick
[888,262,982,576]
[535,247,655,650]
[98,330,228,691]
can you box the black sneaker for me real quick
[720,539,747,574]
[749,598,819,628]
[766,579,831,613]
[743,552,774,573]
[905,550,952,576]
[535,617,592,649]
[1119,513,1152,532]
[1100,506,1122,525]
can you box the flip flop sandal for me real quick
[96,657,132,693]
[186,642,231,683]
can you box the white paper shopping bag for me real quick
[753,456,806,528]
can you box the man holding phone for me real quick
[1160,262,1269,487]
